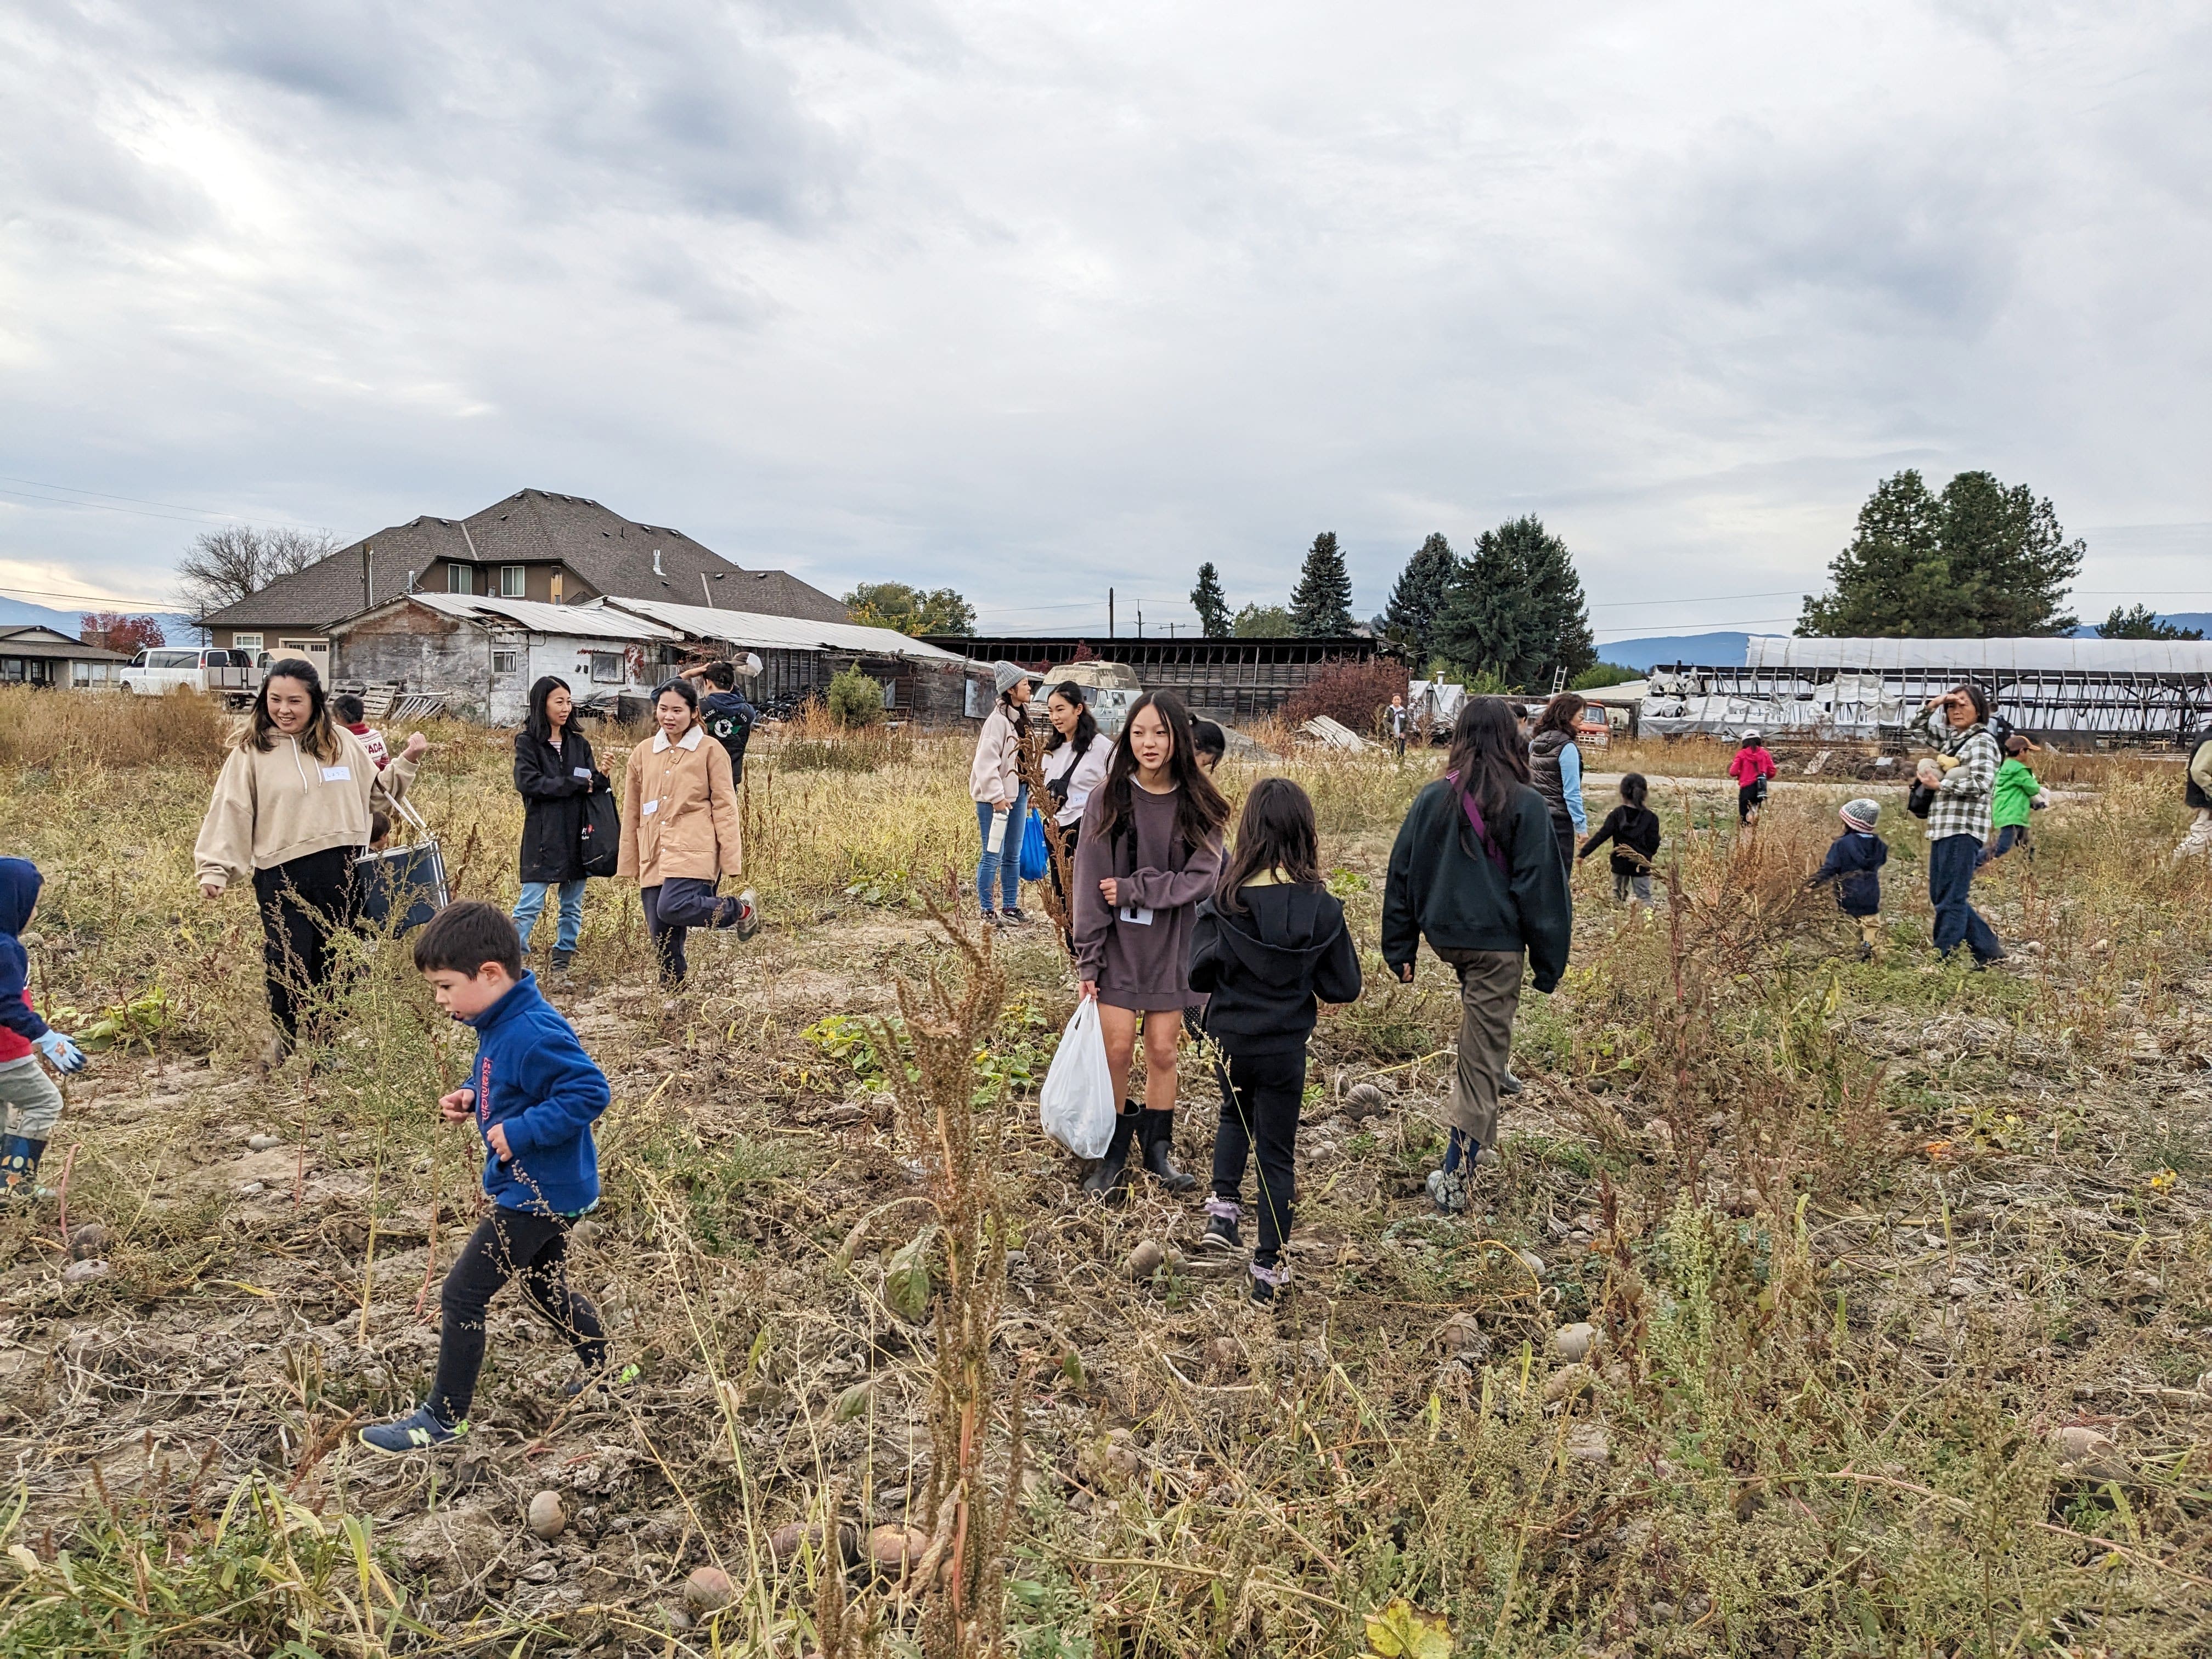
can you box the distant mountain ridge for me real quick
[0,596,199,642]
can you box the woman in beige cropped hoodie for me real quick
[194,657,426,1060]
[617,677,755,986]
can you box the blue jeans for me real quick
[1976,823,2025,868]
[975,787,1028,915]
[1928,834,2002,963]
[513,879,585,952]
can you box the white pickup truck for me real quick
[118,646,260,704]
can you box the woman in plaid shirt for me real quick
[1911,685,2005,968]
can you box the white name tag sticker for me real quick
[320,765,351,783]
[641,799,658,815]
[572,766,592,779]
[1118,904,1154,926]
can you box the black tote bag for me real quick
[579,781,620,878]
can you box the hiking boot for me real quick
[358,1405,468,1457]
[1500,1070,1524,1096]
[1001,906,1031,926]
[1137,1110,1197,1193]
[734,889,760,940]
[1249,1260,1286,1304]
[1081,1113,1138,1200]
[550,950,575,974]
[1199,1199,1242,1252]
[0,1136,46,1199]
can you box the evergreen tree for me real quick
[1288,531,1355,635]
[1432,516,1595,690]
[1381,533,1457,664]
[2097,603,2203,641]
[1189,562,1231,638]
[1797,469,2082,637]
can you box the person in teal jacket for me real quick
[1978,736,2044,868]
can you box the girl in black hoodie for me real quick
[1187,778,1362,1302]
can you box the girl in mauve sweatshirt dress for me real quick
[1070,690,1229,1201]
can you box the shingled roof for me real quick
[198,490,848,628]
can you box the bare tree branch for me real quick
[176,526,338,617]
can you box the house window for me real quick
[276,640,329,668]
[448,565,473,594]
[588,651,623,684]
[232,633,263,652]
[500,566,526,597]
[492,648,520,674]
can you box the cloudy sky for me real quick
[2,1,2206,640]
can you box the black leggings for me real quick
[253,848,356,1043]
[428,1208,606,1423]
[1210,1048,1305,1268]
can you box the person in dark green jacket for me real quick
[1383,696,1572,1213]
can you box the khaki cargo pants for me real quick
[1434,948,1523,1152]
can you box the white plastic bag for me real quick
[1039,997,1116,1159]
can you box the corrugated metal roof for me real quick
[1745,635,2212,674]
[590,597,972,664]
[338,592,684,641]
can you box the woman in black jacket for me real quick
[1383,696,1572,1212]
[1188,778,1361,1301]
[511,676,603,972]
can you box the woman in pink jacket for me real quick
[1728,731,1776,823]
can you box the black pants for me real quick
[1550,816,1576,878]
[1210,1048,1305,1268]
[427,1208,606,1423]
[253,847,356,1043]
[1737,783,1762,822]
[642,877,744,984]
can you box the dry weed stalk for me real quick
[868,907,1020,1656]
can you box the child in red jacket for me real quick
[1728,731,1776,823]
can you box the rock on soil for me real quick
[1566,1423,1611,1464]
[247,1133,282,1151]
[1554,1322,1599,1363]
[683,1565,734,1611]
[1126,1239,1165,1279]
[61,1259,109,1285]
[868,1523,928,1575]
[526,1491,566,1541]
[2047,1425,2130,1482]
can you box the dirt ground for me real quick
[1,696,2209,1657]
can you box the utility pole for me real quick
[1108,587,1115,639]
[1169,622,1176,640]
[1137,608,1143,639]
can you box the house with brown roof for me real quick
[0,625,133,689]
[195,489,845,675]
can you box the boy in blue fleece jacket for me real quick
[1809,798,1888,961]
[0,859,88,1197]
[361,901,616,1454]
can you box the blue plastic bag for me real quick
[1018,809,1049,883]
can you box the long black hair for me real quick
[1042,679,1099,756]
[526,675,573,744]
[244,656,339,761]
[1443,696,1532,858]
[653,676,699,730]
[1217,777,1322,911]
[1618,771,1649,808]
[1531,692,1587,740]
[1092,689,1231,854]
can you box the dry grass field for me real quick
[1,686,2209,1658]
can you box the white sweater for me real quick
[1041,734,1110,827]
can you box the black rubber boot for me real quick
[0,1135,47,1199]
[1137,1110,1197,1193]
[1081,1112,1139,1200]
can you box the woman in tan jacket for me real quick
[617,678,756,985]
[194,657,426,1062]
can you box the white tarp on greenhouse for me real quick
[1743,636,2212,675]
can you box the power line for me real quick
[0,583,176,611]
[0,476,327,532]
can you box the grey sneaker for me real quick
[359,1405,468,1456]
